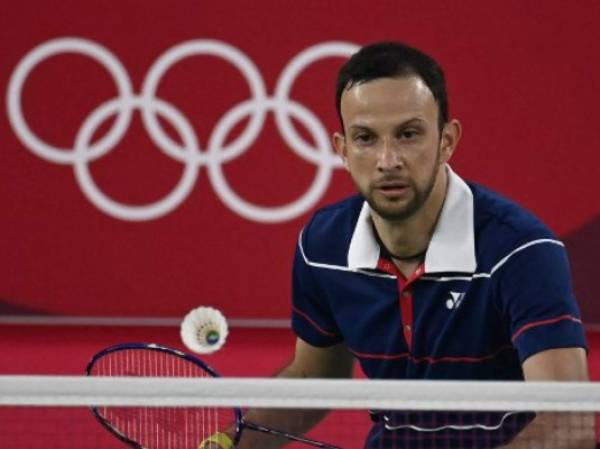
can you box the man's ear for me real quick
[439,119,462,164]
[333,132,349,170]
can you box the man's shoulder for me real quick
[470,182,554,236]
[468,182,561,268]
[299,195,364,265]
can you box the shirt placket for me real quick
[377,259,425,350]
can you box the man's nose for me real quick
[376,138,403,171]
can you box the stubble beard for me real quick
[362,152,441,222]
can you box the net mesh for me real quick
[0,376,598,449]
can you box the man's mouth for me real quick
[373,181,410,197]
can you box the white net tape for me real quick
[1,376,600,411]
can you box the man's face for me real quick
[334,76,452,221]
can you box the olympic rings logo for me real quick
[6,38,358,222]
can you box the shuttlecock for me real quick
[180,306,229,354]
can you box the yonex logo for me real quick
[6,38,359,223]
[445,291,466,310]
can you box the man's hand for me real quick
[198,432,233,449]
[503,347,594,449]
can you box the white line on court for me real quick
[0,314,290,328]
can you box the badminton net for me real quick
[0,375,598,449]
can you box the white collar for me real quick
[347,166,477,273]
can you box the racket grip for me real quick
[198,432,233,449]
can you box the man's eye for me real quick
[399,130,418,139]
[354,134,374,144]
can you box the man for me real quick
[204,42,592,449]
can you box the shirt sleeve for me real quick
[495,239,587,363]
[291,230,343,347]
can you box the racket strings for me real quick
[90,348,234,449]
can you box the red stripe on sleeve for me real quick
[511,314,582,343]
[292,307,338,337]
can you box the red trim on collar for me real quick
[376,258,424,287]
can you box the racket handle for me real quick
[198,432,234,449]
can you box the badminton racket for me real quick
[86,342,340,449]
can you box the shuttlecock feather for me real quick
[180,306,228,354]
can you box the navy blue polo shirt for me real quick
[291,167,587,448]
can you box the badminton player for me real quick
[203,41,594,449]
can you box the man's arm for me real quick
[503,347,595,449]
[521,347,588,381]
[280,337,355,379]
[226,338,354,449]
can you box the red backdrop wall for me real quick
[1,0,599,323]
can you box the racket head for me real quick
[86,342,243,449]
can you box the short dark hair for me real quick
[336,42,448,132]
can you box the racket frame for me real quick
[86,342,242,448]
[86,343,340,449]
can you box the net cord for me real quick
[1,376,599,411]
